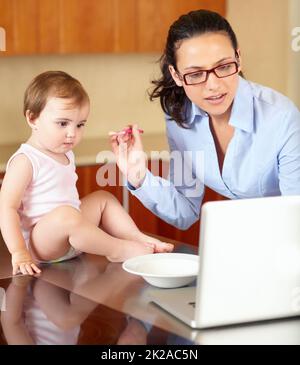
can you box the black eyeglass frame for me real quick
[177,61,240,86]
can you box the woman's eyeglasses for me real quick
[177,61,239,86]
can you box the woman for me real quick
[110,9,300,230]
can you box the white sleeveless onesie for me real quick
[6,144,82,262]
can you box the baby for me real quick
[0,71,173,276]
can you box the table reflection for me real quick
[0,276,161,345]
[2,249,300,345]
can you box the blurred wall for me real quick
[287,0,300,107]
[0,0,298,145]
[0,54,163,144]
[227,0,299,106]
[227,0,288,93]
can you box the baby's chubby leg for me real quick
[80,190,174,253]
[29,205,153,263]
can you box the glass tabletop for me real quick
[0,276,192,345]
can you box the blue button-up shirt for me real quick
[129,77,300,229]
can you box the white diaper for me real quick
[24,230,82,264]
[36,247,82,264]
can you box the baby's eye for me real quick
[77,123,85,128]
[58,121,68,127]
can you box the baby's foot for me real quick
[134,232,174,253]
[107,239,154,263]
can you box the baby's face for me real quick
[33,97,90,154]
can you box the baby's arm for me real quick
[0,154,41,275]
[0,276,35,344]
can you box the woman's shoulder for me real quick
[245,79,300,134]
[247,79,297,112]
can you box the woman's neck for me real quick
[211,110,232,126]
[209,100,233,126]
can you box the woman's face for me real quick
[169,32,242,120]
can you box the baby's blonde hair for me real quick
[24,71,89,119]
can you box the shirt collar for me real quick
[186,76,254,133]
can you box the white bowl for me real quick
[122,253,199,288]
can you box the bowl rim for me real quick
[122,253,199,278]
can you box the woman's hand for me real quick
[110,124,147,188]
[11,249,41,276]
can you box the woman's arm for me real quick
[110,124,204,230]
[0,154,41,275]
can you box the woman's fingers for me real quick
[109,124,143,148]
[131,124,144,149]
[118,140,129,164]
[110,132,131,152]
[110,135,120,155]
[120,133,132,143]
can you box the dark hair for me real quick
[149,9,242,128]
[24,71,89,119]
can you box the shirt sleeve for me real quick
[127,124,204,230]
[278,104,300,195]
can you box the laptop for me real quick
[149,195,300,328]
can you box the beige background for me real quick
[0,0,298,145]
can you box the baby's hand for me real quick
[11,249,41,276]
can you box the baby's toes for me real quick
[153,242,174,253]
[162,242,174,252]
[166,243,174,252]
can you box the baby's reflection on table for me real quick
[0,274,148,345]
